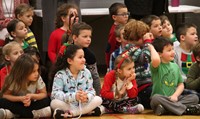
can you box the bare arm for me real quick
[3,90,24,102]
[169,83,184,102]
[26,87,47,100]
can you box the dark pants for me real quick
[0,97,50,118]
[102,97,139,113]
[138,85,152,109]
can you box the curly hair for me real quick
[123,19,149,41]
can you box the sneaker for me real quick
[0,109,15,119]
[0,109,6,119]
[91,105,105,116]
[124,104,144,114]
[53,108,65,119]
[185,104,200,115]
[32,106,51,118]
[4,109,15,118]
[154,104,166,116]
[53,108,72,119]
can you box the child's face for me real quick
[63,8,78,26]
[160,44,175,63]
[27,63,39,82]
[119,62,135,79]
[18,10,34,27]
[5,45,24,65]
[182,27,198,47]
[113,8,129,25]
[73,30,92,48]
[68,49,85,71]
[12,21,27,39]
[161,20,173,38]
[117,28,128,46]
[150,19,162,38]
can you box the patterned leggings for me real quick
[102,97,139,113]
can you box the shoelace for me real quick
[72,100,82,119]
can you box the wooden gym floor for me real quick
[80,110,200,119]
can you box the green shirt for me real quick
[150,62,183,96]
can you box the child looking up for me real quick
[0,41,23,90]
[105,2,129,69]
[50,45,103,119]
[141,15,162,39]
[6,19,28,49]
[159,15,179,47]
[150,37,200,116]
[48,3,79,63]
[101,54,144,114]
[14,3,38,49]
[0,54,51,118]
[174,23,198,81]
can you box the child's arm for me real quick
[26,87,47,100]
[148,44,160,68]
[100,71,116,99]
[169,82,184,102]
[126,77,138,98]
[3,90,25,102]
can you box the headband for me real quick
[117,46,138,69]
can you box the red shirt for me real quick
[48,28,66,63]
[101,70,138,100]
[0,65,10,90]
[105,24,120,68]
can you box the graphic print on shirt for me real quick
[180,53,196,75]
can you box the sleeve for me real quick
[126,79,138,98]
[84,69,96,102]
[51,71,77,103]
[36,76,46,90]
[100,71,115,99]
[48,31,57,63]
[186,63,200,90]
[109,52,115,71]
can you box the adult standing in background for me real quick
[124,0,168,20]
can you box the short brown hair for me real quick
[123,19,149,41]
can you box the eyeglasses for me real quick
[115,12,130,17]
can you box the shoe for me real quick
[32,106,51,118]
[91,105,105,116]
[53,108,72,119]
[124,104,144,114]
[53,108,65,119]
[0,109,15,119]
[4,109,15,118]
[0,109,6,119]
[185,104,200,115]
[154,104,166,116]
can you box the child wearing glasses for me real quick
[105,2,129,71]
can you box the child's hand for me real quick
[69,11,79,28]
[76,90,88,103]
[22,95,31,107]
[143,32,154,40]
[169,95,178,102]
[126,73,136,83]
